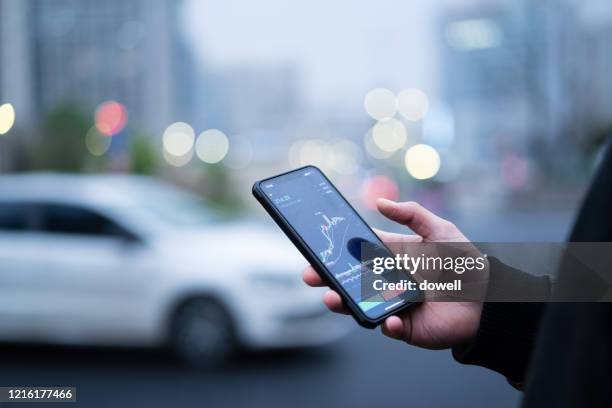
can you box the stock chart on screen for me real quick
[263,168,410,316]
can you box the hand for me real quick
[303,198,485,350]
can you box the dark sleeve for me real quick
[568,139,612,243]
[452,257,551,388]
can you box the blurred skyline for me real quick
[2,0,612,217]
[181,0,439,113]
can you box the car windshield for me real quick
[128,180,217,227]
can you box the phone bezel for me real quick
[252,165,420,328]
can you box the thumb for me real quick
[376,198,446,240]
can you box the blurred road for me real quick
[0,331,519,408]
[0,211,573,408]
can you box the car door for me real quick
[0,201,49,340]
[1,201,157,345]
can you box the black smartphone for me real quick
[252,165,422,328]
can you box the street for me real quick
[0,329,519,408]
[0,211,572,408]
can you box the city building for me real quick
[0,0,193,136]
[439,0,612,167]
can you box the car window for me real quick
[0,202,32,231]
[38,203,131,238]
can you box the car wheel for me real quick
[170,298,236,368]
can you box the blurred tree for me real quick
[32,102,104,172]
[199,163,245,215]
[0,127,31,172]
[130,132,159,175]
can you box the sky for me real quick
[180,0,441,114]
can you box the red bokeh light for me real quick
[95,101,127,136]
[360,175,400,209]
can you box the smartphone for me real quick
[252,165,422,328]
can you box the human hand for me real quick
[303,198,486,349]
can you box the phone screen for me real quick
[261,166,419,319]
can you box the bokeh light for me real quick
[372,118,407,152]
[298,139,330,169]
[404,144,440,180]
[195,129,229,163]
[163,148,193,167]
[85,127,111,156]
[361,175,400,209]
[364,88,397,120]
[329,139,362,175]
[0,103,16,135]
[163,122,195,157]
[364,130,393,159]
[298,139,324,165]
[288,139,339,170]
[95,101,127,136]
[396,88,429,121]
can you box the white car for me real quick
[0,173,350,366]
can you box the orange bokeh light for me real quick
[361,175,400,209]
[95,101,127,136]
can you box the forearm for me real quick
[452,258,551,388]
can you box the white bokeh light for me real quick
[288,139,336,170]
[364,88,397,120]
[163,148,194,167]
[364,130,393,159]
[372,118,407,152]
[404,144,440,180]
[298,139,329,168]
[195,129,229,163]
[0,103,16,135]
[397,88,429,121]
[163,122,195,157]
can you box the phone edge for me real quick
[252,165,420,328]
